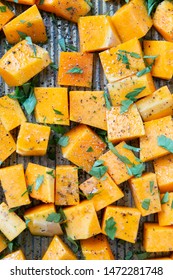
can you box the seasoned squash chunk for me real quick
[42,235,77,260]
[0,164,30,209]
[16,122,50,156]
[102,206,141,243]
[0,233,7,253]
[0,121,16,164]
[0,202,26,241]
[61,124,106,173]
[25,162,55,203]
[3,5,47,44]
[0,2,15,31]
[143,223,173,252]
[63,200,101,240]
[80,234,115,260]
[34,87,69,125]
[7,0,35,5]
[70,91,107,130]
[58,52,93,88]
[158,192,173,226]
[2,249,26,260]
[0,39,51,87]
[129,172,161,216]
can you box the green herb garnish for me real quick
[141,198,150,210]
[86,147,93,152]
[103,92,112,110]
[0,6,6,12]
[53,109,64,115]
[46,170,55,178]
[161,192,169,204]
[123,143,141,152]
[67,67,83,74]
[58,135,69,147]
[157,135,173,153]
[35,175,44,191]
[89,160,108,179]
[105,217,117,240]
[46,213,61,223]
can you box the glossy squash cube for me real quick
[0,233,7,253]
[158,192,173,226]
[0,1,15,31]
[7,0,35,5]
[0,121,16,164]
[2,249,26,260]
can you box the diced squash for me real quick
[0,95,26,131]
[58,52,93,88]
[143,223,173,252]
[102,206,141,243]
[99,38,145,83]
[2,249,26,260]
[3,5,47,44]
[0,233,7,253]
[140,116,173,162]
[42,235,77,260]
[158,192,173,226]
[7,0,35,5]
[0,121,16,164]
[79,173,124,211]
[63,200,101,240]
[0,164,30,209]
[61,124,106,173]
[70,91,107,130]
[107,73,155,106]
[78,15,121,53]
[0,202,26,241]
[0,2,15,31]
[16,122,50,156]
[24,203,63,236]
[129,172,161,216]
[153,0,173,42]
[136,86,173,121]
[106,104,145,143]
[34,87,69,125]
[80,234,115,260]
[111,0,152,42]
[0,39,51,87]
[25,162,55,203]
[55,165,79,206]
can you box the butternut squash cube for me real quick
[34,87,69,125]
[140,116,173,162]
[111,0,152,42]
[0,202,26,241]
[42,235,77,260]
[2,249,26,260]
[63,200,101,240]
[58,52,93,88]
[143,223,173,252]
[70,91,107,130]
[3,5,47,44]
[158,192,173,226]
[16,122,50,156]
[0,39,51,87]
[0,233,7,253]
[0,95,26,131]
[24,203,63,236]
[78,15,121,53]
[0,121,16,164]
[80,234,115,260]
[79,173,124,211]
[0,164,30,209]
[129,172,161,216]
[55,165,79,206]
[7,0,35,5]
[102,206,141,243]
[99,38,145,83]
[136,86,173,122]
[61,124,106,173]
[25,162,55,203]
[106,104,145,143]
[0,2,15,31]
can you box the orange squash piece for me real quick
[0,2,15,31]
[0,233,7,253]
[6,0,35,5]
[0,121,16,164]
[158,192,173,226]
[2,249,26,260]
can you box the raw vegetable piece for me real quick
[80,234,115,260]
[129,172,161,216]
[0,202,26,241]
[42,235,77,260]
[140,116,173,162]
[0,1,15,31]
[2,249,26,260]
[24,204,63,237]
[0,164,30,209]
[111,0,152,42]
[136,86,173,122]
[70,91,107,130]
[34,87,69,125]
[78,15,121,53]
[61,124,106,173]
[0,39,51,87]
[0,233,7,253]
[143,40,173,80]
[143,223,173,252]
[6,0,35,5]
[107,73,155,106]
[36,0,91,23]
[25,162,55,203]
[55,165,79,206]
[158,192,173,226]
[106,104,145,143]
[3,5,47,44]
[102,206,141,243]
[153,0,173,42]
[16,122,50,156]
[79,173,124,211]
[0,121,16,164]
[58,52,93,88]
[63,200,101,240]
[99,38,145,83]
